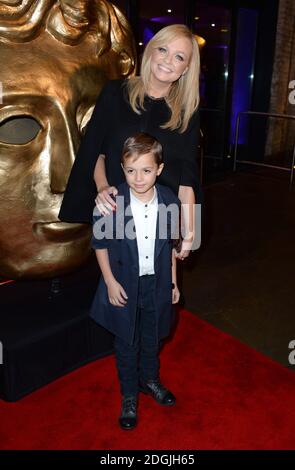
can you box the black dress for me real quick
[59,79,202,223]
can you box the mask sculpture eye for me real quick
[0,116,41,145]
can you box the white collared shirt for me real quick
[129,186,158,276]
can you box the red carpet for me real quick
[1,309,295,450]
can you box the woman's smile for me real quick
[158,64,173,73]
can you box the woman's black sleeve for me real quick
[179,109,203,204]
[58,82,111,223]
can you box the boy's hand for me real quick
[107,278,128,307]
[172,284,180,304]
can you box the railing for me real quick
[233,111,295,189]
[199,128,204,184]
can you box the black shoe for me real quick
[139,379,176,406]
[119,395,138,430]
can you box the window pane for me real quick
[193,3,231,109]
[193,2,231,159]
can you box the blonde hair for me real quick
[126,24,200,133]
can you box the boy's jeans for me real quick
[114,274,159,397]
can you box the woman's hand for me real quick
[177,186,196,261]
[107,278,128,307]
[172,284,180,304]
[174,237,194,261]
[95,185,118,216]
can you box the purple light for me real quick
[230,8,258,145]
[212,45,228,49]
[143,27,154,44]
[150,15,180,23]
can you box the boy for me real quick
[90,132,181,430]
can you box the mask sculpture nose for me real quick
[49,110,76,194]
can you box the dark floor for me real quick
[181,165,295,369]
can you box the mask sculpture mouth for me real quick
[33,221,89,242]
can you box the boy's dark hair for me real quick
[121,132,163,165]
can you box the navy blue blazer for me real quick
[90,182,181,345]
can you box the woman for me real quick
[59,24,202,259]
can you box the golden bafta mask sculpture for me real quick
[0,0,136,279]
